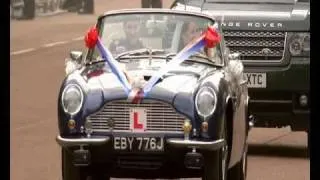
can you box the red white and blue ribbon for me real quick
[85,27,132,94]
[84,25,221,103]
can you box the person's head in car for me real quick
[180,21,202,49]
[123,19,141,45]
[109,19,144,54]
[179,22,214,58]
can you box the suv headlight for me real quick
[195,86,217,120]
[61,84,84,115]
[288,33,310,56]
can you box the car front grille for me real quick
[86,99,187,133]
[223,31,286,62]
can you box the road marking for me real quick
[42,41,69,47]
[262,132,292,144]
[11,36,84,56]
[10,48,36,56]
[72,36,84,41]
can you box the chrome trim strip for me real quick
[250,99,292,104]
[293,110,310,114]
[92,129,184,134]
[167,138,225,151]
[56,135,110,147]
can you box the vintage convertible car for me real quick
[56,9,250,180]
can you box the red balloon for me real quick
[85,27,98,48]
[204,26,221,48]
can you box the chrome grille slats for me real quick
[223,31,285,38]
[86,99,186,133]
[223,30,286,62]
[225,38,284,47]
[228,47,283,57]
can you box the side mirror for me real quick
[225,52,245,83]
[70,51,83,63]
[224,47,230,57]
[65,51,83,75]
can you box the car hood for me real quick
[173,0,309,31]
[68,61,218,119]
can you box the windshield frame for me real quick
[84,9,225,67]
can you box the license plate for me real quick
[244,73,267,88]
[113,137,164,152]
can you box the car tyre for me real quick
[202,117,228,180]
[62,148,108,180]
[62,148,88,180]
[228,143,248,180]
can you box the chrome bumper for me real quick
[56,135,225,150]
[167,138,225,151]
[56,135,110,147]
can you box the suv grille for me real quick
[223,31,286,62]
[87,99,186,133]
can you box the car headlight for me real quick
[288,33,310,56]
[61,84,84,115]
[195,86,217,119]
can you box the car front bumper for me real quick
[56,135,225,151]
[245,59,309,131]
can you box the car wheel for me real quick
[62,148,88,180]
[202,118,228,180]
[228,143,248,180]
[23,0,35,19]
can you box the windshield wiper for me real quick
[115,48,167,60]
[165,52,216,65]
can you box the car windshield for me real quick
[89,12,223,66]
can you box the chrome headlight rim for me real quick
[288,32,310,57]
[61,83,84,115]
[195,86,217,120]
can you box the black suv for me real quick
[171,0,310,133]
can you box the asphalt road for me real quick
[10,1,309,180]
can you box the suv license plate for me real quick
[244,73,267,88]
